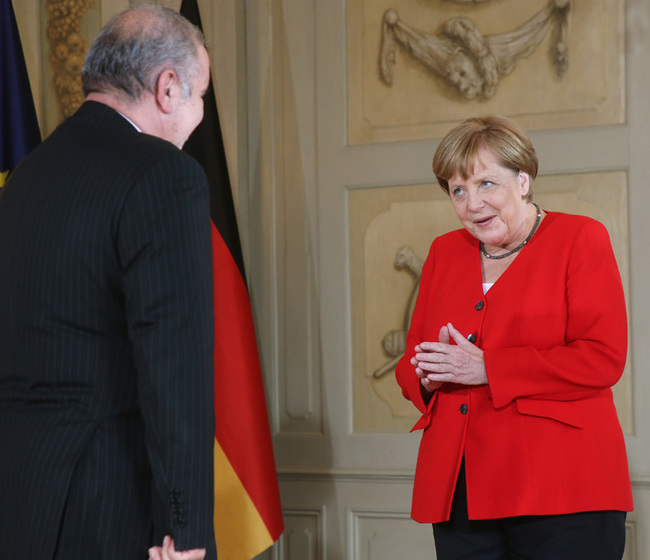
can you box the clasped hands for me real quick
[412,323,488,392]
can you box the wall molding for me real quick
[277,467,650,488]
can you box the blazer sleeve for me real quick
[117,152,215,550]
[395,240,438,415]
[485,218,628,408]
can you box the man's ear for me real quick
[154,69,177,114]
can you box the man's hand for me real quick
[149,536,206,560]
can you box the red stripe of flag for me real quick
[210,224,284,539]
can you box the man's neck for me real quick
[85,92,162,138]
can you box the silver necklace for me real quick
[480,203,541,260]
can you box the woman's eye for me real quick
[452,188,465,197]
[481,181,493,188]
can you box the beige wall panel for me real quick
[244,0,324,442]
[348,0,625,144]
[274,509,324,560]
[349,510,433,560]
[271,0,323,435]
[350,171,632,433]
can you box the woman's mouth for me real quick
[474,216,495,226]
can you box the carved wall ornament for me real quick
[47,0,94,119]
[379,0,570,100]
[372,246,423,380]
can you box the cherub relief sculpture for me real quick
[379,0,570,99]
[372,246,424,380]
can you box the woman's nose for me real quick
[467,190,484,211]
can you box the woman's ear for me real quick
[518,171,530,198]
[154,69,177,114]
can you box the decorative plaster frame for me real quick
[349,171,632,433]
[348,0,625,145]
[379,1,570,100]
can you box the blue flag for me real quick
[0,0,41,186]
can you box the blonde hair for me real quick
[433,115,538,203]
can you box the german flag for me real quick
[0,0,41,187]
[180,1,284,558]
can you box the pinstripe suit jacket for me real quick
[0,101,217,559]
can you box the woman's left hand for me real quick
[412,323,488,386]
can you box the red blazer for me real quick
[396,211,633,523]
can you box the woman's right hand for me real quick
[411,325,450,393]
[412,323,487,388]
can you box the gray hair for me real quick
[82,4,207,102]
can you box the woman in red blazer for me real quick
[395,116,632,559]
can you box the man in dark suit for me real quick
[0,5,216,559]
